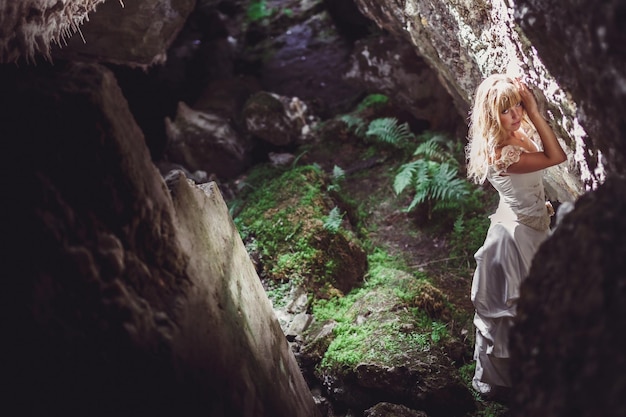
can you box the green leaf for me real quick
[366,117,414,147]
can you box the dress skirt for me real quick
[470,212,549,391]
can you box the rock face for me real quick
[510,176,626,417]
[0,0,105,63]
[0,0,195,67]
[515,0,626,177]
[2,62,319,417]
[164,101,252,179]
[344,34,459,132]
[508,1,626,416]
[52,0,196,67]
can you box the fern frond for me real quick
[414,139,447,162]
[366,117,414,147]
[427,163,470,211]
[394,160,421,194]
[332,165,345,181]
[356,94,390,111]
[323,207,344,233]
[339,114,367,137]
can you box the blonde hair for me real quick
[465,74,533,184]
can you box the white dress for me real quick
[471,144,552,393]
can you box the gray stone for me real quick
[164,101,251,179]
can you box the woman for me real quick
[465,74,567,399]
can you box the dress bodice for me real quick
[487,145,551,231]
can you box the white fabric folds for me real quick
[471,163,550,391]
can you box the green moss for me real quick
[233,164,365,294]
[247,0,274,22]
[356,93,390,111]
[312,248,454,373]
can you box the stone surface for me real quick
[2,62,319,417]
[344,33,461,132]
[515,0,626,177]
[311,270,475,417]
[52,0,196,67]
[164,101,252,179]
[0,0,105,63]
[510,176,626,417]
[242,91,316,146]
[365,402,428,417]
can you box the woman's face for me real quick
[499,101,524,134]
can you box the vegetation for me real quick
[247,0,274,22]
[232,164,366,296]
[312,249,454,373]
[229,92,502,415]
[394,132,471,217]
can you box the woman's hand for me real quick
[505,78,567,174]
[516,78,539,115]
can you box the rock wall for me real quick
[0,0,105,63]
[2,62,319,417]
[510,1,626,416]
[0,0,196,67]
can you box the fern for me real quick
[332,165,346,181]
[324,207,344,233]
[327,165,345,192]
[395,143,470,217]
[366,117,414,147]
[394,160,419,194]
[339,114,367,138]
[414,138,451,164]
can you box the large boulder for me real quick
[51,0,196,67]
[2,62,320,417]
[344,34,461,132]
[510,176,626,417]
[0,0,105,63]
[310,269,474,417]
[242,91,317,146]
[164,101,252,179]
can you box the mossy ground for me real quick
[227,106,504,416]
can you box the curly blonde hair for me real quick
[465,74,534,184]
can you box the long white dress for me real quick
[471,144,552,394]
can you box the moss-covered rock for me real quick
[234,164,367,297]
[309,266,475,416]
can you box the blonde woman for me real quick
[466,74,567,399]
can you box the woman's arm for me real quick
[505,81,567,174]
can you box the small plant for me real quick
[365,117,415,148]
[327,165,345,193]
[339,114,367,137]
[356,93,390,111]
[323,207,344,233]
[394,134,470,217]
[247,0,273,21]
